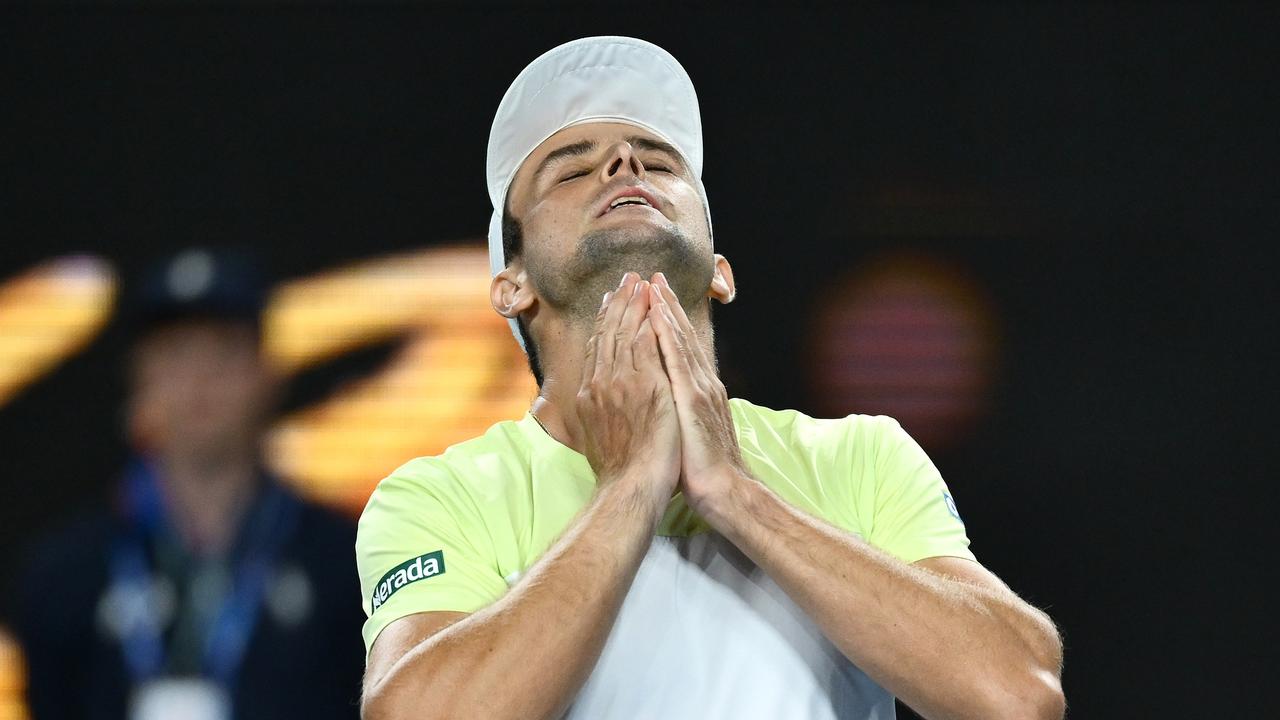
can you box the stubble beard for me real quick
[527,223,714,329]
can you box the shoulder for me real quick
[372,418,530,496]
[358,418,531,534]
[7,509,116,638]
[729,397,898,458]
[271,492,365,630]
[16,510,116,583]
[285,491,357,559]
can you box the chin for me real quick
[584,228,710,304]
[527,222,713,320]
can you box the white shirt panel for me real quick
[565,534,896,719]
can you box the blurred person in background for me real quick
[11,248,364,720]
[358,37,1064,720]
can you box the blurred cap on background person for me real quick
[127,247,267,339]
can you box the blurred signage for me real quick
[0,246,536,514]
[807,252,998,451]
[0,629,26,720]
[0,255,117,407]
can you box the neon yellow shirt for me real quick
[357,398,973,652]
[357,399,974,717]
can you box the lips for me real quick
[597,187,660,217]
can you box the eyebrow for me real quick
[624,135,685,170]
[532,139,598,184]
[531,134,687,184]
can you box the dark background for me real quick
[2,3,1276,717]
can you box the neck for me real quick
[154,447,260,558]
[528,302,715,453]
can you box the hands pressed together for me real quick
[575,271,749,523]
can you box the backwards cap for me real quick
[486,36,711,349]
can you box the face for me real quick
[128,320,275,461]
[504,122,719,324]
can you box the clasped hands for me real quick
[576,271,749,523]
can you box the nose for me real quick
[598,141,645,182]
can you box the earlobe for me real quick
[708,254,736,304]
[490,266,537,319]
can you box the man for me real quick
[357,37,1064,720]
[12,248,365,720]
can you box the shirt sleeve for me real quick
[355,461,509,657]
[865,416,976,565]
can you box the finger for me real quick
[580,333,598,387]
[652,276,714,376]
[632,318,666,383]
[587,290,611,384]
[614,280,651,374]
[653,275,696,340]
[648,285,697,392]
[596,273,640,373]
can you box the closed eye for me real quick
[558,169,589,183]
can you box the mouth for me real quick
[598,188,661,218]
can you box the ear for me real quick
[490,263,538,319]
[707,254,736,305]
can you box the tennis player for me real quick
[357,36,1064,720]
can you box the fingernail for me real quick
[618,274,629,288]
[602,291,612,307]
[656,272,668,287]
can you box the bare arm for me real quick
[704,477,1064,720]
[361,274,680,720]
[362,478,665,720]
[645,273,1064,720]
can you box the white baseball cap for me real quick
[485,35,712,349]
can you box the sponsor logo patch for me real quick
[370,550,445,613]
[942,490,963,523]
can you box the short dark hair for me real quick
[502,198,544,387]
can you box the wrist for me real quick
[595,469,673,528]
[686,465,757,530]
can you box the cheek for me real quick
[209,362,268,411]
[672,185,703,214]
[128,392,168,450]
[668,183,710,238]
[523,198,582,255]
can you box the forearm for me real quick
[364,478,662,720]
[707,474,1063,720]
